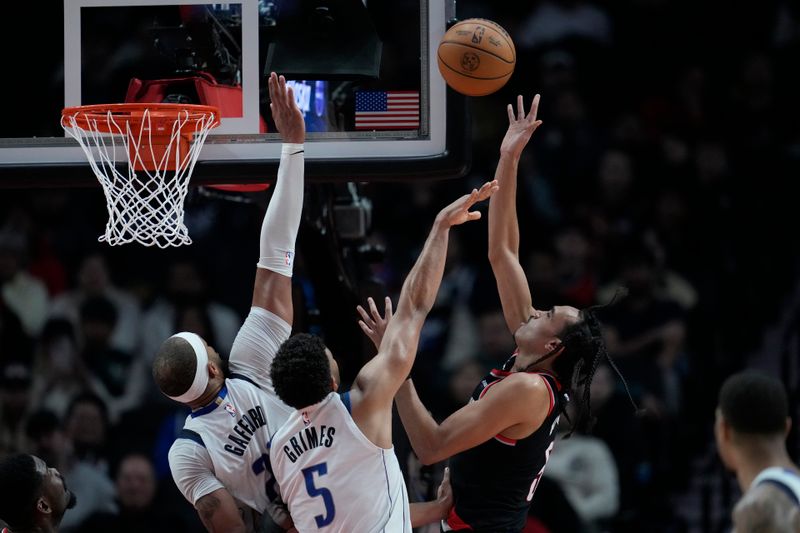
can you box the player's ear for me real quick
[37,497,51,515]
[330,375,339,392]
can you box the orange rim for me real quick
[61,103,221,135]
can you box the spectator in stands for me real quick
[0,359,34,455]
[49,251,142,355]
[76,452,192,533]
[0,231,49,337]
[29,319,92,420]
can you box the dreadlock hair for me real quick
[547,290,638,437]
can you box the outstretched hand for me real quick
[357,296,393,351]
[436,180,499,228]
[500,94,542,158]
[267,72,305,144]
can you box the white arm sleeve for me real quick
[168,439,225,506]
[256,143,304,277]
[229,306,291,393]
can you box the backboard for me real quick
[0,0,470,187]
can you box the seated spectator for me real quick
[76,452,194,533]
[0,230,49,337]
[49,251,143,354]
[544,404,620,529]
[139,258,240,365]
[0,359,34,455]
[63,393,111,473]
[29,319,93,419]
[78,296,146,422]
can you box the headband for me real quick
[167,332,210,403]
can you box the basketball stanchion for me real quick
[61,103,220,248]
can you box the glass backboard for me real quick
[0,0,470,186]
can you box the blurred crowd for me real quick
[2,1,800,532]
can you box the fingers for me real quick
[517,94,525,120]
[529,93,540,121]
[383,296,393,319]
[443,466,450,482]
[267,72,277,105]
[507,103,515,124]
[356,304,371,324]
[268,72,290,110]
[358,320,373,336]
[475,180,499,201]
[367,296,379,319]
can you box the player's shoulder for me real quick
[494,371,551,400]
[733,483,800,531]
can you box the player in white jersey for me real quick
[715,370,800,532]
[151,72,305,533]
[269,180,499,532]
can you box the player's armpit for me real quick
[195,488,247,533]
[732,485,799,533]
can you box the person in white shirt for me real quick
[269,180,498,532]
[151,72,305,533]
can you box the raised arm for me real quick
[251,72,306,323]
[488,94,543,333]
[349,181,499,446]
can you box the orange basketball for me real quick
[437,18,516,97]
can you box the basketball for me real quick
[437,18,516,97]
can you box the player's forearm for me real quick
[400,220,450,316]
[488,152,521,260]
[410,500,449,528]
[257,144,305,275]
[395,379,441,465]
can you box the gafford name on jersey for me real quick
[224,404,268,456]
[282,424,336,463]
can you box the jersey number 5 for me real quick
[303,462,336,527]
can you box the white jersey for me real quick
[752,467,800,506]
[270,391,411,533]
[168,307,293,524]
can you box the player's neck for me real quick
[188,382,225,411]
[736,442,798,490]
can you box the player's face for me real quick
[33,455,76,523]
[514,306,580,354]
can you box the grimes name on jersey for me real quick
[224,405,267,456]
[283,425,336,463]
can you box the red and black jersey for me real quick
[445,355,567,532]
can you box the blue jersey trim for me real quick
[177,428,206,447]
[339,391,352,414]
[190,385,229,418]
[759,479,800,506]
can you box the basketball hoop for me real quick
[61,103,220,248]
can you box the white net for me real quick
[61,105,219,248]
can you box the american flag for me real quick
[355,91,420,130]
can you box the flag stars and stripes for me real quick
[355,91,420,130]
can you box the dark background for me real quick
[1,1,800,532]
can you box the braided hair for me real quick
[526,290,638,436]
